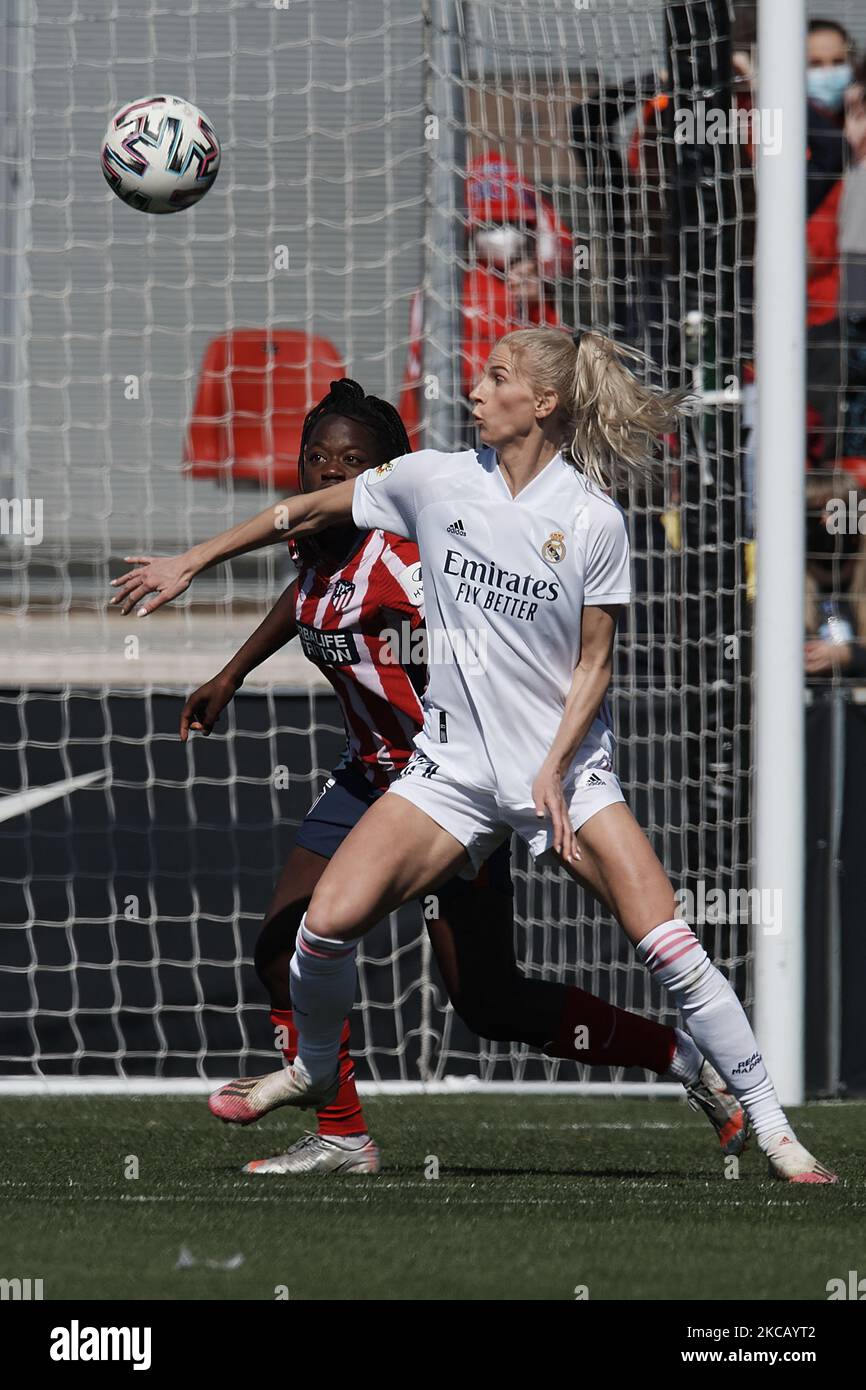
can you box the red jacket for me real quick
[398,275,561,445]
[398,155,571,444]
[807,179,842,328]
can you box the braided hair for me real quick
[294,378,411,566]
[298,378,410,489]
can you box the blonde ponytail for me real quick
[501,327,695,490]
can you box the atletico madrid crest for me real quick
[330,578,356,612]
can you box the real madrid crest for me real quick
[541,530,566,564]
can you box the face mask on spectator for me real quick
[807,64,853,113]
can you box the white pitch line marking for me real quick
[0,770,104,824]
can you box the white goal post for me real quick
[753,0,807,1105]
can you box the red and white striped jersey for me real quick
[291,530,425,789]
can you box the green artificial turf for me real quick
[0,1095,862,1300]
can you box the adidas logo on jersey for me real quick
[584,772,605,788]
[446,518,466,536]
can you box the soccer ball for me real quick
[101,94,220,215]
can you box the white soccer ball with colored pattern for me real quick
[101,95,220,215]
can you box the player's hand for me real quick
[179,674,241,742]
[532,760,580,865]
[110,553,197,616]
[844,84,866,162]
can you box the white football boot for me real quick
[243,1131,380,1176]
[764,1132,838,1184]
[685,1060,750,1156]
[208,1065,339,1125]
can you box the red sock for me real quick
[270,1010,367,1139]
[545,987,677,1076]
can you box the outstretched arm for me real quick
[179,579,300,740]
[111,479,357,616]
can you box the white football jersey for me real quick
[352,445,631,810]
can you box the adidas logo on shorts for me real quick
[584,772,605,788]
[446,518,467,536]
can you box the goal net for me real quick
[3,0,857,1088]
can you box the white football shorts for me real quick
[387,743,625,874]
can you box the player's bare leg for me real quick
[217,830,745,1170]
[213,797,464,1117]
[281,794,468,1106]
[212,820,741,1171]
[209,845,380,1174]
[428,884,747,1157]
[557,803,837,1184]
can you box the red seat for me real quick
[184,330,346,491]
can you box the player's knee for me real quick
[305,884,364,941]
[254,899,309,983]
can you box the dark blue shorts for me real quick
[295,762,513,900]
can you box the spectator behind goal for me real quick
[398,155,571,444]
[806,57,866,483]
[804,471,866,680]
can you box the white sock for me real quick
[636,921,793,1147]
[289,916,358,1086]
[324,1133,371,1149]
[666,1027,703,1086]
